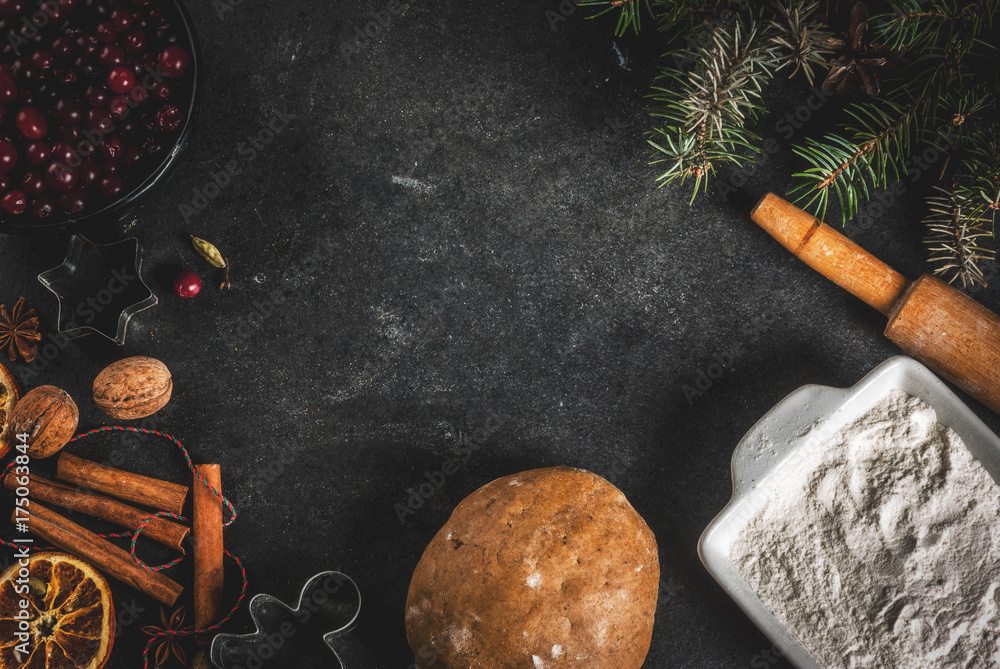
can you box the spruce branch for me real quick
[578,0,653,35]
[789,98,918,221]
[925,181,996,288]
[770,1,834,86]
[648,16,779,195]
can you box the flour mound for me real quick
[731,389,1000,668]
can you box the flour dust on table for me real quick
[730,389,1000,668]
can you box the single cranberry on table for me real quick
[1,189,27,214]
[15,106,47,139]
[173,269,201,298]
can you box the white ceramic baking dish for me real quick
[698,355,1000,668]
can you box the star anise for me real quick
[142,606,191,667]
[0,297,41,363]
[823,1,906,96]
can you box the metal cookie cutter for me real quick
[37,235,157,346]
[210,571,361,669]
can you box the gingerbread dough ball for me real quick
[405,467,659,668]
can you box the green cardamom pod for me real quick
[190,235,227,269]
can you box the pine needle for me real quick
[925,182,996,288]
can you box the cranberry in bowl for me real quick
[0,0,199,235]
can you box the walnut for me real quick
[10,385,80,458]
[93,356,173,420]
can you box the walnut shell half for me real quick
[93,356,173,420]
[10,385,79,459]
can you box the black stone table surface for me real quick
[2,0,999,667]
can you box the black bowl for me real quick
[0,0,201,237]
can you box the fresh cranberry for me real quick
[158,45,188,78]
[101,135,122,160]
[1,189,27,214]
[77,158,100,186]
[95,21,117,43]
[107,66,134,93]
[122,145,140,165]
[45,161,78,191]
[0,141,15,171]
[54,98,83,124]
[20,171,45,196]
[98,44,125,67]
[173,270,201,298]
[16,107,48,139]
[123,29,145,53]
[0,0,26,19]
[110,7,131,30]
[76,34,99,55]
[85,108,113,133]
[30,49,53,70]
[53,67,77,85]
[30,196,55,217]
[51,35,74,57]
[149,79,169,100]
[51,141,76,164]
[98,173,123,196]
[25,141,50,165]
[0,174,9,192]
[108,95,129,117]
[155,104,181,132]
[85,84,110,107]
[0,74,16,104]
[59,186,87,213]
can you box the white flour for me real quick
[730,389,1000,668]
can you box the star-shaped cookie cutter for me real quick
[37,235,157,346]
[210,571,361,668]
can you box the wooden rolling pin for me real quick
[752,193,1000,414]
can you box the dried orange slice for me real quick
[0,552,115,669]
[0,363,19,460]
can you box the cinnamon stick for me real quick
[57,452,189,515]
[4,472,189,553]
[17,502,183,607]
[193,464,224,644]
